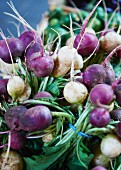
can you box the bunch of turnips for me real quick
[0,1,121,170]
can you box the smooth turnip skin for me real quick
[90,84,114,106]
[101,134,121,158]
[104,65,115,85]
[19,106,52,132]
[91,166,107,170]
[0,38,24,63]
[116,122,121,138]
[114,84,121,106]
[90,107,110,127]
[63,82,88,104]
[100,32,121,53]
[0,79,9,99]
[5,106,27,130]
[19,30,36,49]
[11,132,26,150]
[74,32,99,57]
[83,64,106,89]
[34,91,52,99]
[110,108,121,121]
[7,76,25,99]
[26,53,54,78]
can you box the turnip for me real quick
[90,84,114,106]
[103,65,115,85]
[19,30,36,49]
[63,81,88,104]
[100,32,121,53]
[83,64,106,89]
[91,166,107,170]
[26,53,54,78]
[34,91,52,99]
[90,107,110,127]
[10,131,26,150]
[19,105,52,132]
[0,150,23,170]
[100,134,121,158]
[4,105,27,130]
[0,38,24,63]
[73,0,102,57]
[110,108,121,121]
[7,76,26,99]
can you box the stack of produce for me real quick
[0,1,121,170]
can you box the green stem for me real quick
[86,127,112,135]
[76,137,87,168]
[81,117,89,132]
[21,99,66,112]
[41,77,49,91]
[52,112,73,123]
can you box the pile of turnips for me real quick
[0,1,121,170]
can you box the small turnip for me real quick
[19,106,52,132]
[101,134,121,158]
[63,81,88,104]
[91,166,107,170]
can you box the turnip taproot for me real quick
[91,166,107,170]
[101,134,121,158]
[63,81,88,104]
[19,106,52,131]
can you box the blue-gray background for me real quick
[0,0,48,37]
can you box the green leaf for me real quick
[24,141,70,170]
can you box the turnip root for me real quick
[0,78,9,99]
[19,106,52,132]
[7,76,25,99]
[10,131,26,150]
[52,46,83,77]
[100,32,121,53]
[91,166,107,170]
[63,81,88,104]
[90,84,114,106]
[5,105,27,130]
[101,134,121,158]
[34,91,52,99]
[0,150,23,170]
[83,64,106,89]
[0,38,24,63]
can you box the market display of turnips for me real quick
[0,0,121,170]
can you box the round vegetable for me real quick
[19,106,52,131]
[100,32,121,53]
[34,91,52,99]
[0,38,24,63]
[0,79,9,99]
[104,65,115,85]
[116,122,121,138]
[7,76,25,99]
[11,131,26,150]
[74,32,99,57]
[26,53,54,78]
[101,134,121,158]
[90,84,114,106]
[83,64,106,89]
[63,81,88,104]
[0,150,23,170]
[114,84,121,106]
[110,108,121,121]
[4,105,27,130]
[90,107,110,127]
